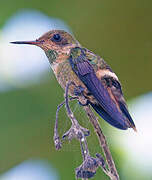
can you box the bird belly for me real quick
[54,61,87,97]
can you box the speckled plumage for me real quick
[11,30,136,131]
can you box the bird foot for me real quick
[78,100,89,106]
[62,124,90,141]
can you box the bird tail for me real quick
[90,103,128,130]
[118,101,137,132]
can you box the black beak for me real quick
[10,40,43,45]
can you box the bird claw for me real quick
[78,100,89,106]
[62,124,90,141]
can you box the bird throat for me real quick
[45,49,58,64]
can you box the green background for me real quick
[0,0,151,179]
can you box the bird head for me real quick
[11,30,80,64]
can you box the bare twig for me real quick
[53,81,120,180]
[83,105,120,180]
[54,96,77,150]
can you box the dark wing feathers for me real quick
[69,49,129,129]
[69,47,136,130]
[77,61,93,76]
[90,103,128,130]
[119,101,135,128]
[102,76,136,129]
[77,63,127,129]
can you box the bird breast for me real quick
[53,61,86,97]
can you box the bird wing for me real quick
[84,48,136,130]
[69,47,135,130]
[99,70,136,130]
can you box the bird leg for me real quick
[54,97,77,150]
[74,85,89,106]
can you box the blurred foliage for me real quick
[0,0,152,179]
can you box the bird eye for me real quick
[51,33,62,42]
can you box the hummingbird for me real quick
[11,30,136,131]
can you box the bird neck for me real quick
[45,43,81,65]
[45,49,59,64]
[45,49,69,73]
